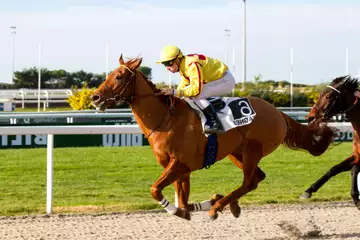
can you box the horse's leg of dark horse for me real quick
[228,153,266,218]
[151,159,192,220]
[300,155,356,199]
[208,139,264,220]
[351,163,360,209]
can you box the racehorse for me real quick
[91,55,335,220]
[301,75,360,209]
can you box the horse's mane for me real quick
[125,57,185,107]
[123,57,162,94]
[137,71,162,94]
[133,64,178,105]
[331,75,359,92]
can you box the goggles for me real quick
[162,60,175,67]
[162,51,180,67]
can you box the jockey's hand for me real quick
[161,88,175,96]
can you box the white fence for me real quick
[0,123,352,215]
[0,89,72,108]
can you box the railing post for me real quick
[46,134,54,214]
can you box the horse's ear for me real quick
[119,54,125,65]
[128,57,142,70]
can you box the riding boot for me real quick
[202,105,224,134]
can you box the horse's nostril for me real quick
[91,94,101,103]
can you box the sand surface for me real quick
[1,202,359,240]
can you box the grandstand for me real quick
[0,89,72,109]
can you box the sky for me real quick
[1,0,360,86]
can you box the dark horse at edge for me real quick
[302,75,360,209]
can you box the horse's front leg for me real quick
[152,160,191,220]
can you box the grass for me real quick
[0,143,354,216]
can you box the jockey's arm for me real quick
[176,77,188,94]
[176,62,204,98]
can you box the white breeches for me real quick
[192,70,235,109]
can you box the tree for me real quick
[0,83,15,89]
[14,67,51,88]
[71,70,94,87]
[155,81,168,89]
[139,66,152,79]
[46,69,70,88]
[88,74,105,88]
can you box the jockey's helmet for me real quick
[156,45,183,64]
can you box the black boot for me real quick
[202,105,224,134]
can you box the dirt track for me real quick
[1,201,359,240]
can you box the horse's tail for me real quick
[281,112,336,156]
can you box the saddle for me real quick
[185,96,257,136]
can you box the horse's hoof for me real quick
[299,192,312,199]
[355,201,360,210]
[176,208,191,221]
[230,202,241,218]
[208,212,218,221]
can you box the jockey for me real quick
[156,45,236,134]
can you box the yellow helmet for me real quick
[156,45,183,64]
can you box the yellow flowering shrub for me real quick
[67,86,96,110]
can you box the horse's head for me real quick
[91,55,142,111]
[307,76,359,123]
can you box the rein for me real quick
[146,96,175,138]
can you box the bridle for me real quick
[97,64,175,138]
[314,85,358,120]
[103,65,137,104]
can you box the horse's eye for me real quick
[325,94,331,99]
[115,75,122,80]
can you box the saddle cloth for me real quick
[185,97,257,136]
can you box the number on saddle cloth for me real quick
[184,97,256,136]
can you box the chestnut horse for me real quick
[301,75,360,209]
[91,55,335,221]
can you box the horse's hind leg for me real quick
[174,176,224,213]
[227,153,266,218]
[185,194,225,212]
[173,174,190,209]
[209,139,264,220]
